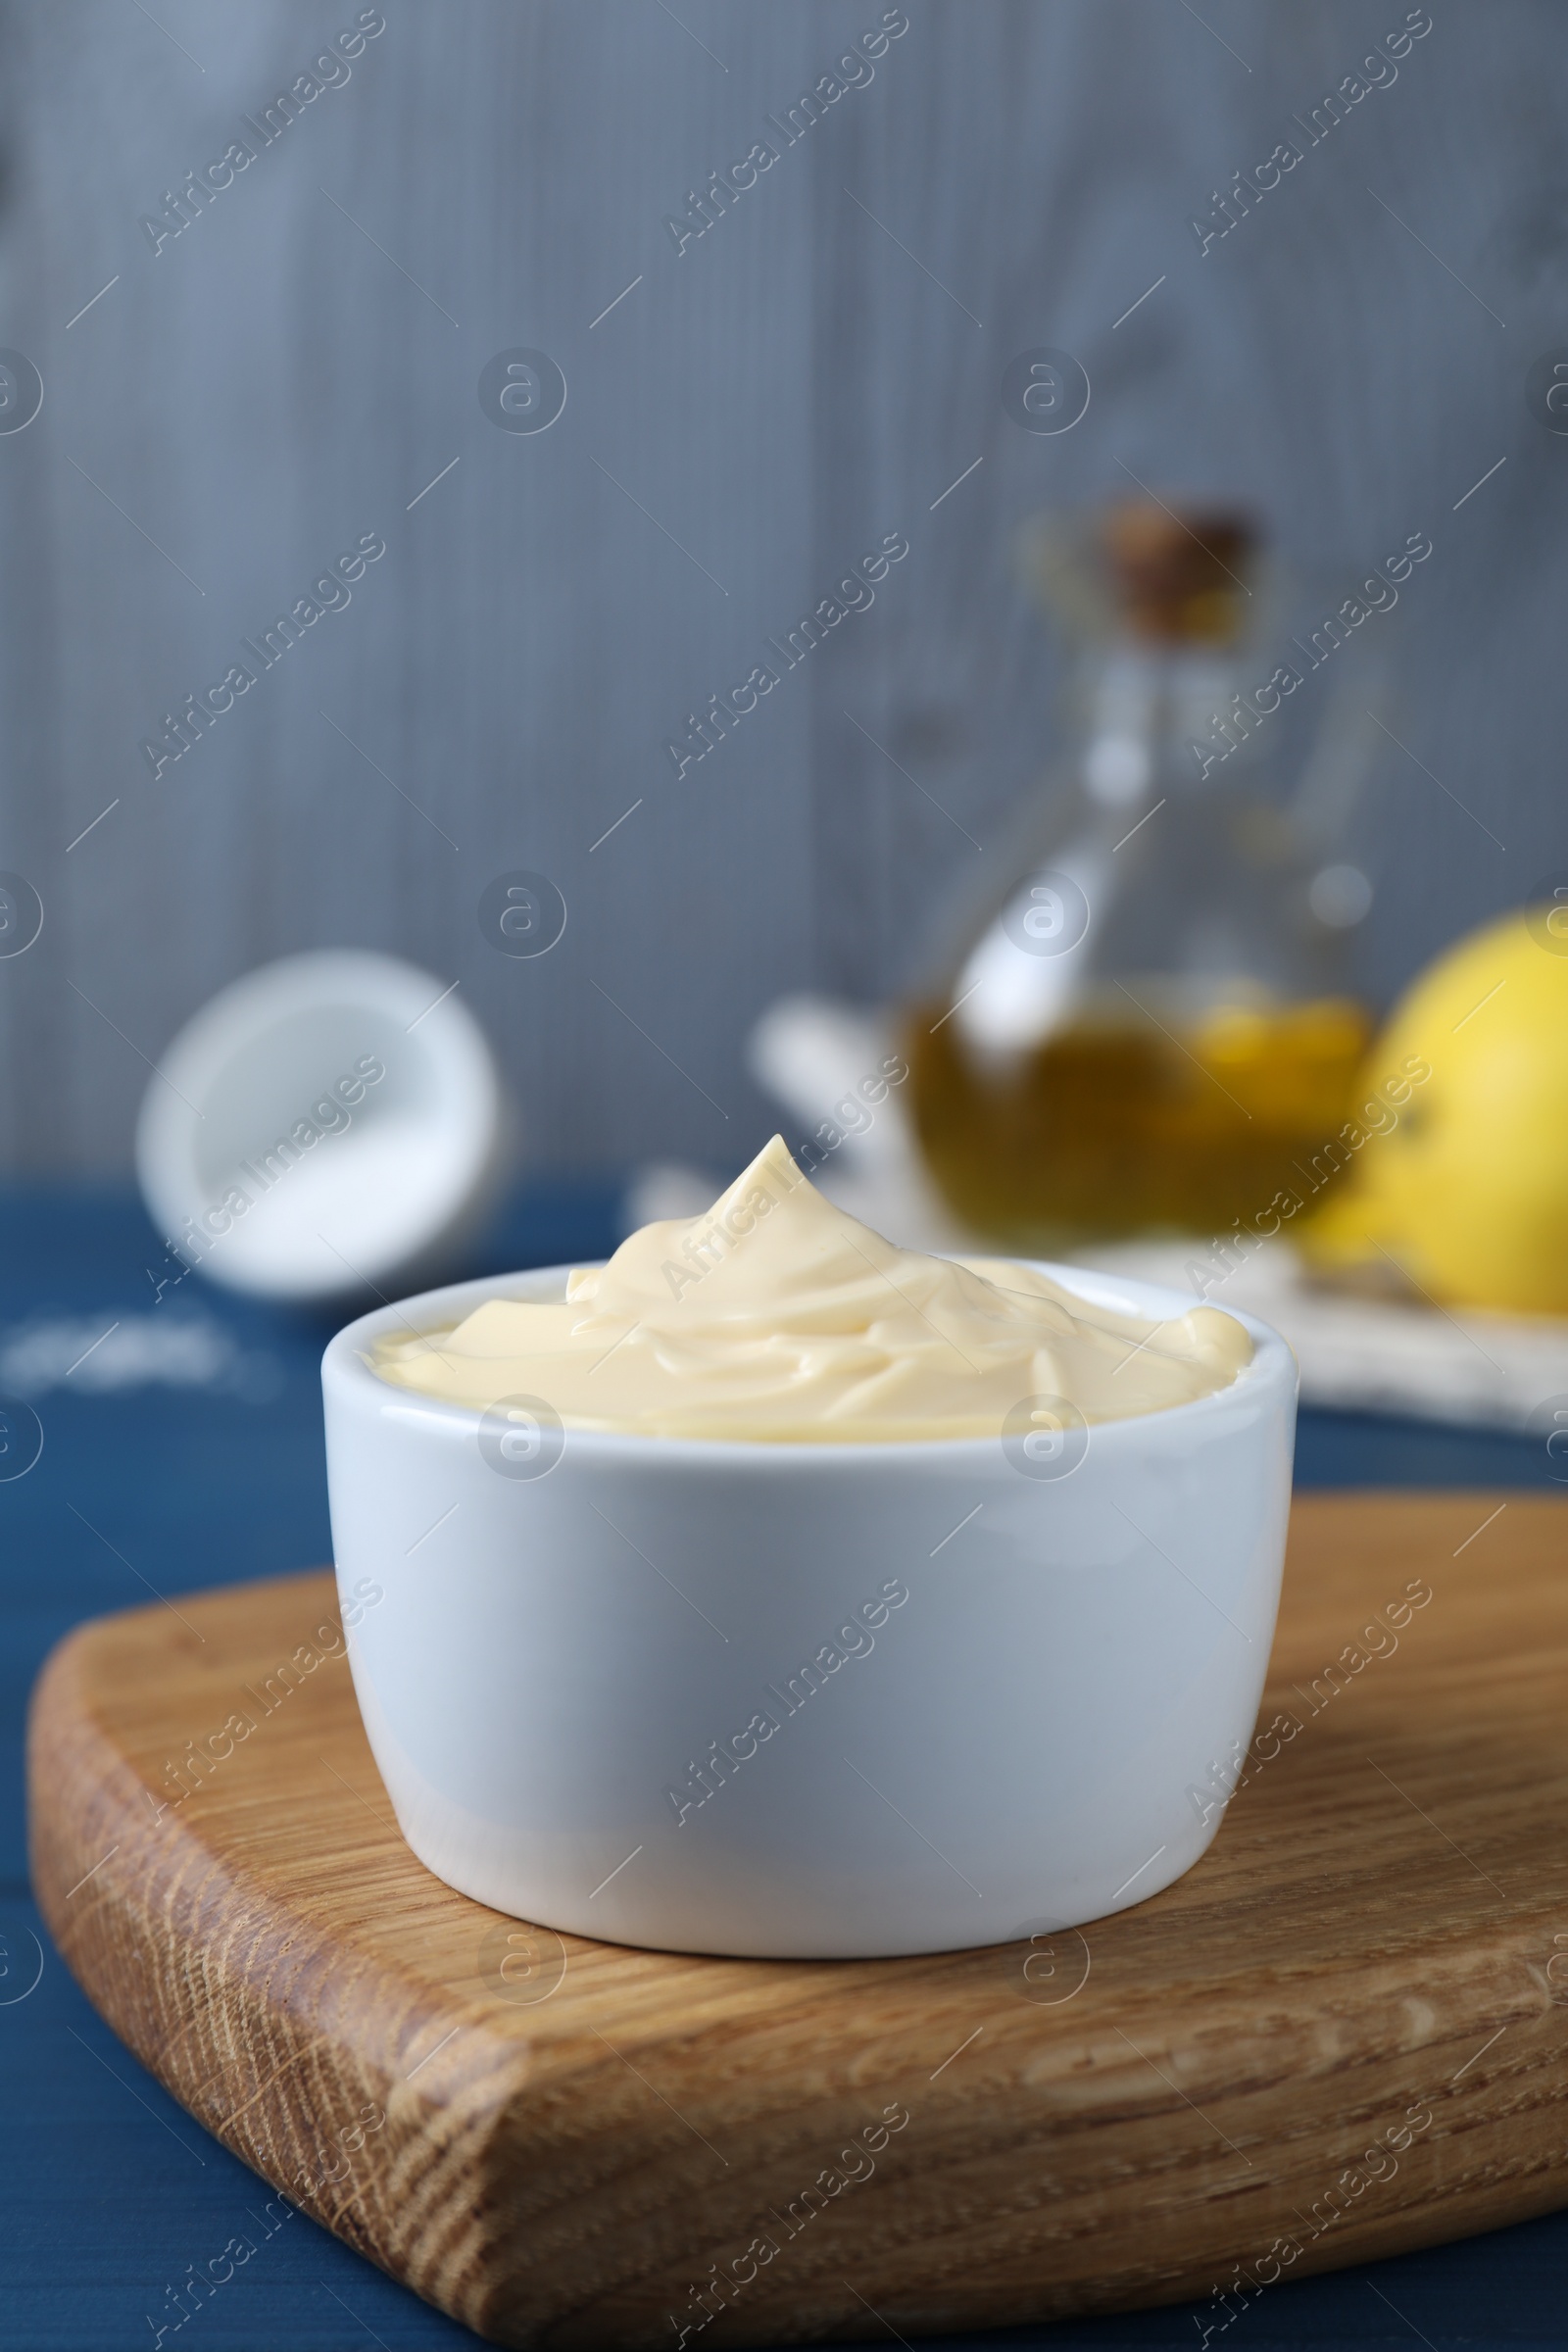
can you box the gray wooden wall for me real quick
[0,0,1561,1177]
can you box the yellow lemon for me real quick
[1300,902,1568,1314]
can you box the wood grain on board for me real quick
[27,1492,1568,2348]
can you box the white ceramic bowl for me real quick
[137,951,508,1304]
[322,1263,1296,1959]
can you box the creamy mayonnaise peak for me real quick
[370,1137,1252,1441]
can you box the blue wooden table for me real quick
[2,1188,1563,2350]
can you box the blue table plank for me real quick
[1,1187,1563,2349]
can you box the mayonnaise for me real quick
[369,1136,1252,1442]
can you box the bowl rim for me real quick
[321,1256,1298,1468]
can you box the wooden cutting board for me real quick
[27,1493,1568,2350]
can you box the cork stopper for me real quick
[1100,502,1256,645]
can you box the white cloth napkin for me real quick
[1060,1237,1568,1434]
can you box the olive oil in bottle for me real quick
[905,504,1373,1252]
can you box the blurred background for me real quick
[1,0,1561,1184]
